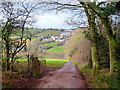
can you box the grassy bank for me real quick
[76,63,119,88]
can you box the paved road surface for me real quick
[36,62,88,88]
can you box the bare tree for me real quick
[1,1,40,71]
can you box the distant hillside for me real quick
[64,28,90,64]
[35,30,60,36]
[9,28,63,37]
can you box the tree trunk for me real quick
[11,55,15,71]
[90,24,99,76]
[100,17,116,75]
[27,54,31,66]
[108,37,116,74]
[90,11,99,76]
[31,56,41,78]
[91,42,98,76]
[88,50,92,68]
[82,5,99,76]
[6,42,10,71]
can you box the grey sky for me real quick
[1,0,118,29]
[32,12,76,29]
[0,2,85,29]
[30,8,88,29]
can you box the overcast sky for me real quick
[1,0,119,29]
[32,12,76,29]
[2,0,119,29]
[0,7,83,29]
[0,0,89,29]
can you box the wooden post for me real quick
[31,56,41,78]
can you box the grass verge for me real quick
[76,63,119,88]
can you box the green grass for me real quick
[30,37,37,39]
[2,28,61,38]
[43,42,58,46]
[90,70,119,88]
[76,62,119,88]
[16,58,28,62]
[35,30,60,36]
[12,32,22,36]
[11,28,43,36]
[46,46,64,53]
[11,32,28,37]
[46,59,69,67]
[16,58,69,68]
[28,28,44,34]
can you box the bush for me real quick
[92,73,119,88]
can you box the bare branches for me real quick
[1,1,41,70]
[66,9,88,27]
[39,1,88,28]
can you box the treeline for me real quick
[79,2,120,76]
[39,1,120,76]
[57,1,120,80]
[62,2,120,88]
[64,2,120,87]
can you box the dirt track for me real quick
[36,62,88,88]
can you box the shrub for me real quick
[92,73,119,88]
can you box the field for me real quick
[16,58,69,68]
[43,42,58,46]
[28,28,44,33]
[46,46,64,53]
[35,30,60,36]
[10,28,61,37]
[46,59,69,67]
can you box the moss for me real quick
[108,37,116,74]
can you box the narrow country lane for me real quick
[36,62,88,88]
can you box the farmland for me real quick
[16,58,69,68]
[11,29,61,37]
[35,30,60,36]
[0,28,67,58]
[46,46,64,53]
[43,42,58,46]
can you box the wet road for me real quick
[36,62,88,88]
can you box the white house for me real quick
[42,38,53,42]
[55,38,65,42]
[60,32,71,36]
[50,35,59,40]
